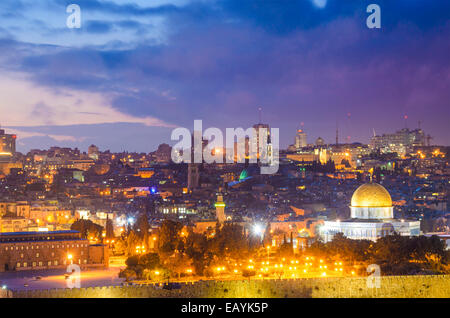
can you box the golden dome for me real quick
[351,183,392,207]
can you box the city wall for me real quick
[6,275,450,298]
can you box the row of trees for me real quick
[119,219,266,280]
[307,233,450,275]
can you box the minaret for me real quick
[215,194,226,223]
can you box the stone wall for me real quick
[6,275,450,298]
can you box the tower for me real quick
[88,144,99,161]
[252,108,270,161]
[295,127,307,150]
[215,194,226,223]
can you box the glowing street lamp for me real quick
[252,223,264,237]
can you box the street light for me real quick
[252,223,264,237]
[67,253,73,264]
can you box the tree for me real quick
[71,219,103,240]
[209,223,248,259]
[278,234,294,258]
[139,253,160,270]
[159,220,183,255]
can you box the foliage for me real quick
[306,233,449,275]
[159,220,184,254]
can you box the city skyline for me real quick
[0,0,448,153]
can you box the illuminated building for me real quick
[215,195,226,223]
[0,216,28,233]
[315,137,325,146]
[252,123,271,161]
[0,128,16,162]
[0,128,19,175]
[152,143,172,163]
[88,144,100,161]
[370,127,425,155]
[320,182,420,242]
[0,230,108,272]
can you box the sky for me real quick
[0,0,449,153]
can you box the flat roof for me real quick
[0,230,80,236]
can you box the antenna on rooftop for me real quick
[258,107,262,124]
[335,120,339,145]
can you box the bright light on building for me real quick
[252,223,264,236]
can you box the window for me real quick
[5,247,8,251]
[39,261,43,266]
[48,261,52,266]
[16,262,20,268]
[32,262,36,267]
[36,253,40,257]
[23,262,27,267]
[20,253,24,258]
[54,260,58,266]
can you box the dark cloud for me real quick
[1,0,450,151]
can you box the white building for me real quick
[320,182,420,242]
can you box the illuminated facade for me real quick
[295,129,307,150]
[0,230,108,272]
[370,128,425,155]
[0,128,16,163]
[215,195,226,223]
